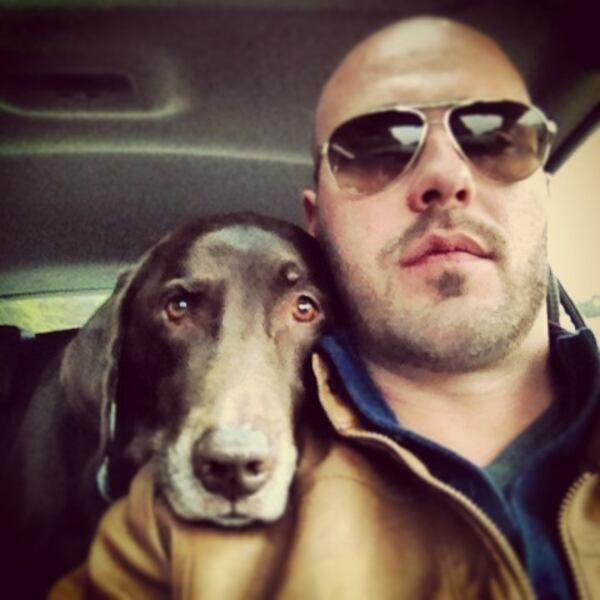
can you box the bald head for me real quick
[315,17,530,151]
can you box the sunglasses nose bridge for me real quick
[414,111,463,162]
[414,115,468,170]
[406,119,477,212]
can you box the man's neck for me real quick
[363,317,555,467]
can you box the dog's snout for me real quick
[193,428,273,500]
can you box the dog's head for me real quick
[61,212,334,526]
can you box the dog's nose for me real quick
[193,427,272,500]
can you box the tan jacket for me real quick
[51,355,600,599]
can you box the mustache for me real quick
[379,207,507,263]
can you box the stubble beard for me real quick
[317,212,548,374]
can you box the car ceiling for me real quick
[0,0,598,299]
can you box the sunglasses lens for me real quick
[449,101,552,182]
[326,111,424,194]
[324,102,554,194]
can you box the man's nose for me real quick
[406,125,476,212]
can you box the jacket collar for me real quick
[311,352,361,433]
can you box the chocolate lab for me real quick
[1,212,334,598]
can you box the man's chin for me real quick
[360,309,523,373]
[398,275,504,308]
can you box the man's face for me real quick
[305,25,550,373]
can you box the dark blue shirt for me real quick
[318,326,600,600]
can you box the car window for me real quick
[548,126,600,338]
[0,291,107,334]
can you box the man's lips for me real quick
[399,233,492,267]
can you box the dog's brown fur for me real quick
[2,212,335,598]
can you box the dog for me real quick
[1,212,335,598]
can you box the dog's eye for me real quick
[293,294,320,323]
[165,295,191,320]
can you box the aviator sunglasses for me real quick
[318,99,557,195]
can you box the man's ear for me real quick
[302,188,318,236]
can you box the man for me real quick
[52,16,599,599]
[301,15,599,600]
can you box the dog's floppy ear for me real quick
[59,225,176,474]
[59,267,137,465]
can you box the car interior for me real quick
[0,0,598,337]
[0,1,598,596]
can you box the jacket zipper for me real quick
[340,427,537,600]
[558,472,595,600]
